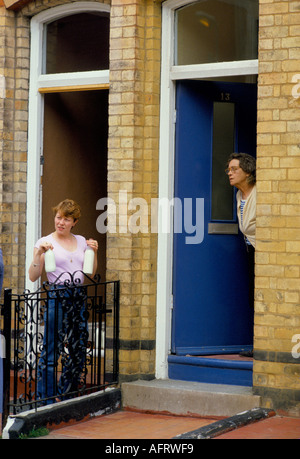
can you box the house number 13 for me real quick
[221,92,230,101]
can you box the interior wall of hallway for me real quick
[254,0,300,416]
[107,0,161,382]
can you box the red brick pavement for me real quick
[1,410,300,439]
[41,411,300,440]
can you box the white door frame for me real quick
[155,0,258,379]
[25,2,110,292]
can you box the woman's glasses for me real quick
[225,166,240,175]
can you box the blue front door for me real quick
[171,81,256,376]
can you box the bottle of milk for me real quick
[45,248,56,273]
[83,246,94,275]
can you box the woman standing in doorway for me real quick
[29,199,98,285]
[29,198,98,404]
[226,153,256,357]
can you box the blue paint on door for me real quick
[172,81,257,359]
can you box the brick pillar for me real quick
[108,0,161,381]
[0,8,28,295]
[254,0,300,416]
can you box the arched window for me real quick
[44,12,110,74]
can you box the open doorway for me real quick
[169,77,257,387]
[156,0,259,384]
[42,89,108,281]
[26,4,110,291]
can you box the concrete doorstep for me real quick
[121,379,262,418]
[121,379,276,439]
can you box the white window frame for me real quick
[26,2,110,292]
[155,0,258,379]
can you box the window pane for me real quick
[45,13,109,74]
[175,0,258,65]
[211,102,235,221]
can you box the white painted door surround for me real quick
[155,0,258,379]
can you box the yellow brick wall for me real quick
[0,7,27,294]
[107,0,161,381]
[254,0,300,415]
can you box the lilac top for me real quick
[35,233,87,284]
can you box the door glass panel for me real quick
[175,0,258,65]
[211,101,235,221]
[44,12,109,74]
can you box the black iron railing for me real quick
[1,273,119,427]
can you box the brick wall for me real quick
[108,0,161,381]
[0,7,28,294]
[254,0,300,415]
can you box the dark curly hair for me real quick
[226,153,256,184]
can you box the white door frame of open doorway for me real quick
[26,2,110,292]
[155,0,258,379]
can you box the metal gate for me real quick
[1,273,119,426]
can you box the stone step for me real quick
[121,379,261,418]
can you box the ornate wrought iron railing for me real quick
[1,273,119,426]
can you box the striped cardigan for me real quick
[236,185,256,248]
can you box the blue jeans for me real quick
[37,286,88,404]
